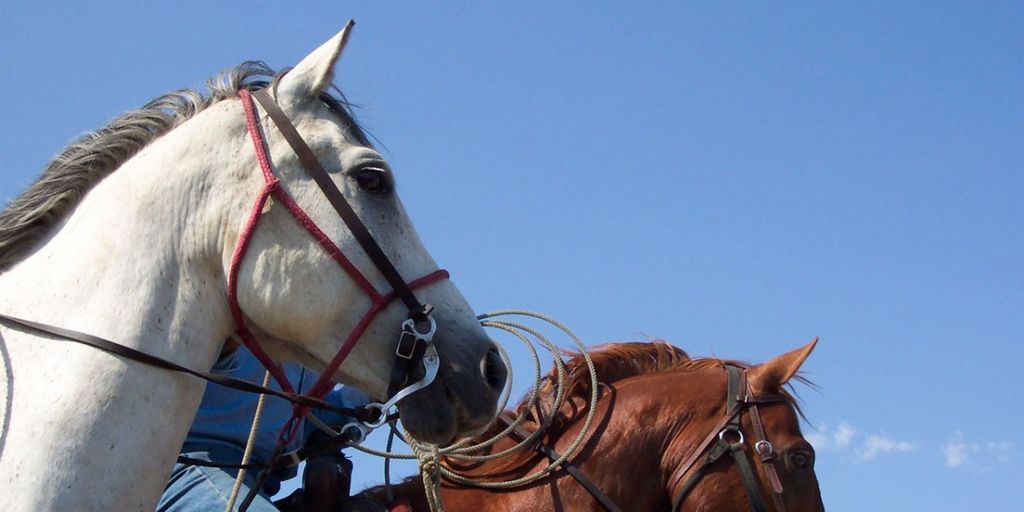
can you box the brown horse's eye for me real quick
[787,450,814,470]
[353,168,391,194]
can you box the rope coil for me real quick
[352,309,601,511]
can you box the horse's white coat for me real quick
[0,26,496,511]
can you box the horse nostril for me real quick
[480,346,508,393]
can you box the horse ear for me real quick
[276,20,355,106]
[747,337,818,394]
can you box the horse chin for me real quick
[397,368,498,445]
[396,384,458,445]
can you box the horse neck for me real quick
[386,381,678,511]
[0,100,258,510]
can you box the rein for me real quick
[354,310,615,512]
[668,365,788,512]
[0,313,371,420]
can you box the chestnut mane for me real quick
[505,341,749,441]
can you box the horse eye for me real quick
[353,168,390,194]
[787,450,814,470]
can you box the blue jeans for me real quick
[158,446,285,512]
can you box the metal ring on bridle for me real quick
[339,421,369,445]
[362,343,441,429]
[718,428,745,445]
[403,315,437,341]
[361,403,391,429]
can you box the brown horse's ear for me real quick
[747,338,818,395]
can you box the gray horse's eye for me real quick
[353,167,391,194]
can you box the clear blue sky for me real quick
[2,2,1021,510]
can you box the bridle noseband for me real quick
[668,365,788,512]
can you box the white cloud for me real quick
[858,434,919,461]
[806,421,919,463]
[942,432,1015,470]
[807,425,1015,469]
[944,441,968,468]
[805,421,856,451]
[834,422,855,448]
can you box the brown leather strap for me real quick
[0,312,373,421]
[250,88,430,320]
[497,414,625,512]
[667,399,742,495]
[749,403,787,511]
[670,365,788,512]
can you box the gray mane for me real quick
[0,61,368,272]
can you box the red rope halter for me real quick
[229,88,448,434]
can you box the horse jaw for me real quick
[747,337,818,395]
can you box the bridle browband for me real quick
[0,85,451,441]
[668,364,788,512]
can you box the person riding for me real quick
[158,343,369,512]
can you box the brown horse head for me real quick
[664,339,825,511]
[365,340,824,511]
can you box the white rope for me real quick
[225,370,272,512]
[353,309,601,511]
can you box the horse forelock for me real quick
[0,61,370,273]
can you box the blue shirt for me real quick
[182,348,367,483]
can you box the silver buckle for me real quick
[395,316,437,359]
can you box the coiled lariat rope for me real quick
[351,309,601,512]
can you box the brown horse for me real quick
[356,340,825,511]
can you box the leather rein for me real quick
[0,86,448,441]
[668,364,788,512]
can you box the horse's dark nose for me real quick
[480,344,508,393]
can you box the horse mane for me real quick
[0,61,369,272]
[510,341,740,436]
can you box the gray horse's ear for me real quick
[277,20,355,106]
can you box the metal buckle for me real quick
[394,331,419,360]
[755,439,774,456]
[395,316,437,359]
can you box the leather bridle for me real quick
[491,364,789,512]
[235,87,448,436]
[668,364,788,512]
